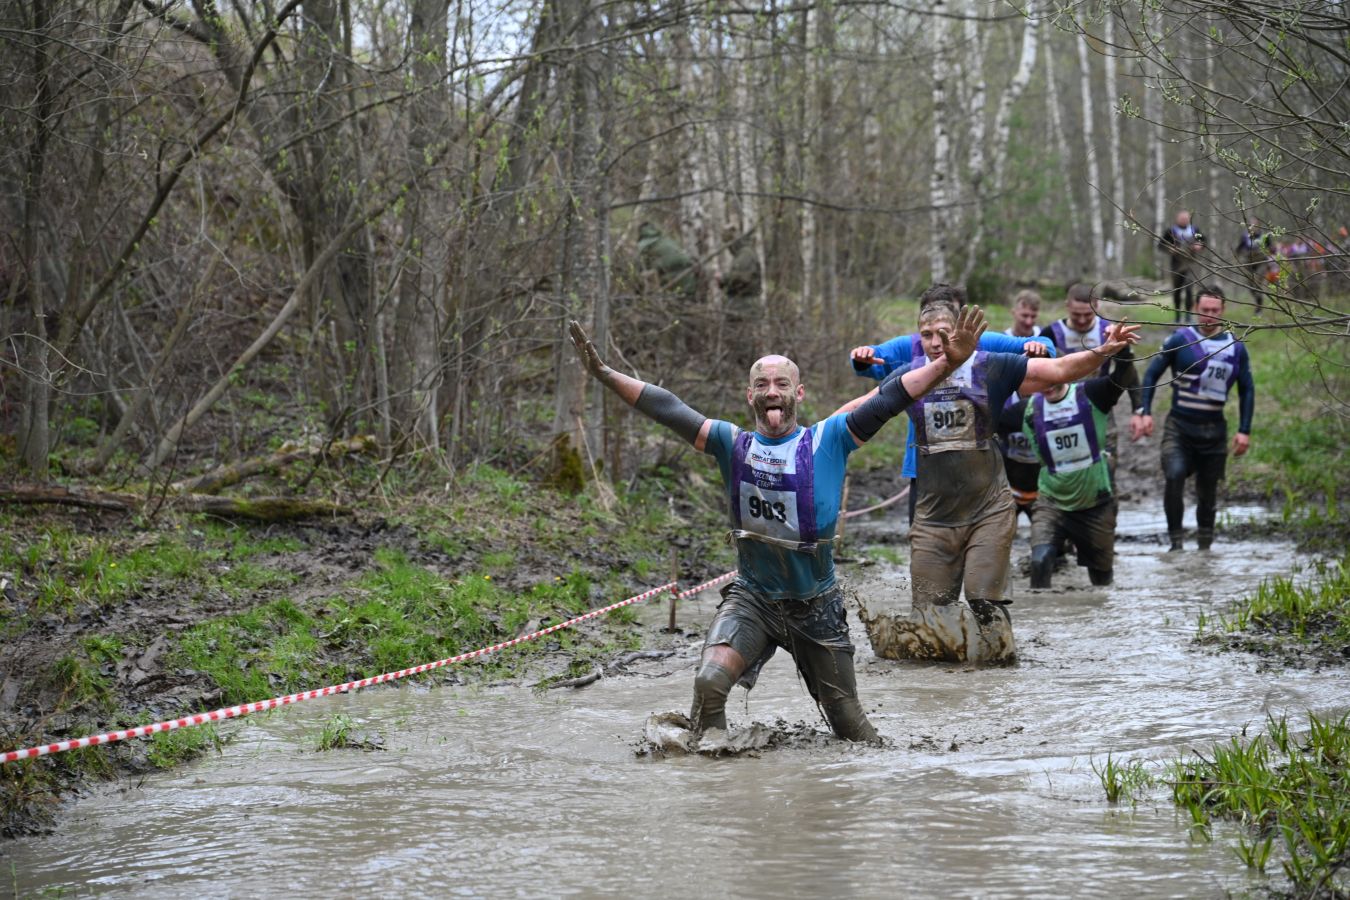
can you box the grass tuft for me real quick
[1166,712,1350,893]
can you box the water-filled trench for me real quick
[8,505,1348,897]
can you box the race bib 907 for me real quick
[1046,424,1093,472]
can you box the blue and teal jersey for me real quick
[704,415,856,600]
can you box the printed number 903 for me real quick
[748,496,788,523]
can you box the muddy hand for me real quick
[939,305,987,370]
[568,320,609,379]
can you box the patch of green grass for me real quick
[1168,712,1350,893]
[865,545,907,566]
[1,523,302,615]
[50,654,114,713]
[1199,553,1350,649]
[174,598,325,705]
[310,714,354,752]
[1092,753,1155,805]
[201,521,304,559]
[146,724,223,769]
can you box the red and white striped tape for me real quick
[2,571,738,764]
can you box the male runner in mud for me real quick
[849,299,1054,524]
[568,307,987,742]
[1135,286,1254,551]
[1047,283,1142,484]
[1021,346,1137,588]
[843,284,1140,664]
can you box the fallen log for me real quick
[170,435,378,495]
[0,484,351,521]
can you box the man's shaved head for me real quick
[748,354,800,387]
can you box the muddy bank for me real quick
[0,490,731,838]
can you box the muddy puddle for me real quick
[7,504,1348,897]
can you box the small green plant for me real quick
[312,714,354,751]
[146,724,224,768]
[1092,753,1154,805]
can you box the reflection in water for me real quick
[7,513,1347,898]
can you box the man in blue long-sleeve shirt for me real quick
[1136,286,1255,551]
[849,300,1056,523]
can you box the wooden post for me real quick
[667,547,679,633]
[837,475,851,547]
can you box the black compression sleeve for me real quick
[633,384,707,445]
[846,369,915,443]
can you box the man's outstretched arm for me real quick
[568,321,713,452]
[844,306,987,445]
[1019,321,1142,395]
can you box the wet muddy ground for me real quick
[6,501,1346,898]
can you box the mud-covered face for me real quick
[747,356,804,437]
[918,314,956,361]
[1012,305,1039,335]
[1067,298,1096,333]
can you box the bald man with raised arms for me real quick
[568,306,987,742]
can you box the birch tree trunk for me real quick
[929,0,953,284]
[1076,30,1107,276]
[1104,13,1126,271]
[1044,30,1083,269]
[1146,6,1167,249]
[961,0,1039,282]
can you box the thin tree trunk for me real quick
[1076,30,1106,276]
[1045,29,1084,259]
[961,0,1039,283]
[1104,13,1126,272]
[1147,7,1167,251]
[17,0,54,478]
[929,0,952,284]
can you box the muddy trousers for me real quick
[862,507,1017,664]
[1161,414,1228,546]
[692,582,877,743]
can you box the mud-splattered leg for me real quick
[962,507,1017,663]
[861,522,974,662]
[690,585,772,732]
[787,591,878,742]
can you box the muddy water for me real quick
[8,506,1349,898]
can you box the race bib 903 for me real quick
[738,487,801,542]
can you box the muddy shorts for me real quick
[1161,414,1228,482]
[1031,500,1116,572]
[704,580,857,699]
[909,505,1017,607]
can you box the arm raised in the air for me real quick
[568,321,713,452]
